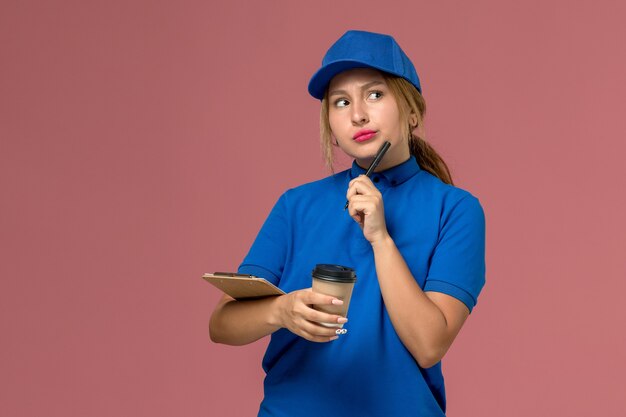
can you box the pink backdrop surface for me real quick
[2,1,625,416]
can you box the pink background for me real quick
[2,1,625,415]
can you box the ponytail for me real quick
[384,74,454,185]
[409,134,453,185]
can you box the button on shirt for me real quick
[239,156,486,417]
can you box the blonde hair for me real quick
[319,73,453,185]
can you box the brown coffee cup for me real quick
[311,264,356,328]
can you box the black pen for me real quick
[344,141,391,210]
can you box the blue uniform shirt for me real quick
[239,156,486,417]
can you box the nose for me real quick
[350,101,369,125]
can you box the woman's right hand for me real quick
[274,288,348,342]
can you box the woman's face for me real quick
[328,68,410,171]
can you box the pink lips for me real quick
[353,130,377,143]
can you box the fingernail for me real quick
[330,336,339,341]
[331,299,344,305]
[337,317,348,324]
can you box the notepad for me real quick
[202,272,285,300]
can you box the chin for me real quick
[356,140,388,154]
[339,139,390,160]
[352,138,384,149]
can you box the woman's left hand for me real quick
[346,175,389,244]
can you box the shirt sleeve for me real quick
[423,194,486,312]
[237,193,290,286]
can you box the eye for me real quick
[367,91,383,100]
[334,98,350,108]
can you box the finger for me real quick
[349,174,374,188]
[347,175,375,192]
[348,194,378,207]
[301,289,344,306]
[291,298,345,327]
[298,321,342,341]
[347,176,376,193]
[304,308,348,326]
[299,329,340,343]
[348,196,378,217]
[346,178,380,201]
[294,302,347,327]
[307,323,348,338]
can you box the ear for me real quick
[409,113,418,128]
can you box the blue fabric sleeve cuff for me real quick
[238,264,280,286]
[423,279,476,313]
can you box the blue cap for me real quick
[308,30,421,100]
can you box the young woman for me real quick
[210,30,486,416]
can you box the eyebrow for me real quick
[328,80,385,97]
